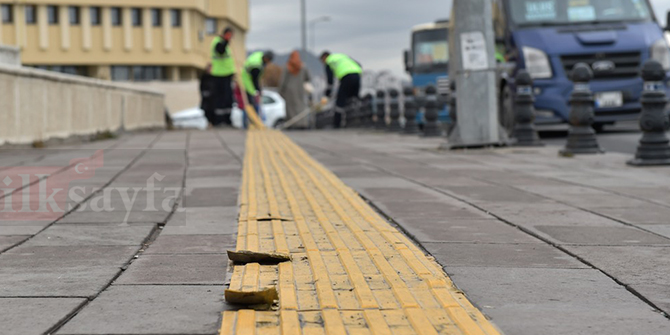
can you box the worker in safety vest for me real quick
[242,51,274,118]
[209,27,236,126]
[320,51,362,129]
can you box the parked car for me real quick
[170,90,287,130]
[232,90,287,129]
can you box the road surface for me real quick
[541,121,642,155]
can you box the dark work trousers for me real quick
[334,73,361,128]
[200,74,214,125]
[211,75,234,126]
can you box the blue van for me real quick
[493,0,670,132]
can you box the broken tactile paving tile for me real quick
[227,250,292,264]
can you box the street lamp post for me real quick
[309,16,331,52]
[301,0,307,51]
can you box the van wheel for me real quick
[499,84,515,135]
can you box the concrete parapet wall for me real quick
[0,45,20,66]
[0,64,165,145]
[138,81,199,115]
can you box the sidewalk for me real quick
[1,129,670,334]
[289,130,670,335]
[0,131,246,335]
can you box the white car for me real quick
[232,90,287,129]
[170,90,287,130]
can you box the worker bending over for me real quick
[320,51,362,128]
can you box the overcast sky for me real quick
[247,0,670,78]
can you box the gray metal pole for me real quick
[310,21,316,52]
[447,0,507,148]
[301,0,307,52]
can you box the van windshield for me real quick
[508,0,653,26]
[413,28,449,71]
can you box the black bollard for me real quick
[362,94,374,128]
[388,89,402,132]
[447,81,457,137]
[347,98,360,128]
[560,63,603,155]
[403,87,420,134]
[342,102,351,128]
[375,90,387,130]
[354,98,364,128]
[628,60,670,166]
[423,85,443,137]
[512,70,544,146]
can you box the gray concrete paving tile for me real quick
[111,175,184,188]
[425,243,587,268]
[632,284,670,314]
[639,224,670,239]
[534,226,670,246]
[426,177,494,188]
[593,205,670,225]
[361,187,441,202]
[188,162,241,170]
[56,210,172,224]
[554,194,649,210]
[446,267,670,335]
[473,173,571,187]
[489,205,623,227]
[568,246,670,288]
[70,198,175,214]
[189,156,238,167]
[376,201,492,220]
[0,246,138,297]
[186,177,241,188]
[606,187,670,207]
[182,187,238,208]
[329,166,385,179]
[145,234,236,254]
[385,166,465,180]
[443,185,550,204]
[0,298,86,335]
[22,224,155,247]
[162,206,238,235]
[0,222,50,237]
[0,235,28,252]
[187,168,241,179]
[393,218,541,244]
[339,177,418,189]
[115,254,228,285]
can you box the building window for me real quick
[30,65,87,77]
[90,7,101,26]
[111,7,122,26]
[25,5,36,24]
[63,66,87,76]
[47,6,59,25]
[69,7,80,25]
[131,8,142,26]
[151,8,161,27]
[205,18,217,35]
[1,4,13,24]
[171,9,181,27]
[111,66,131,81]
[132,66,165,81]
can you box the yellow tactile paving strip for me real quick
[221,130,503,335]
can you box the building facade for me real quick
[0,0,249,81]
